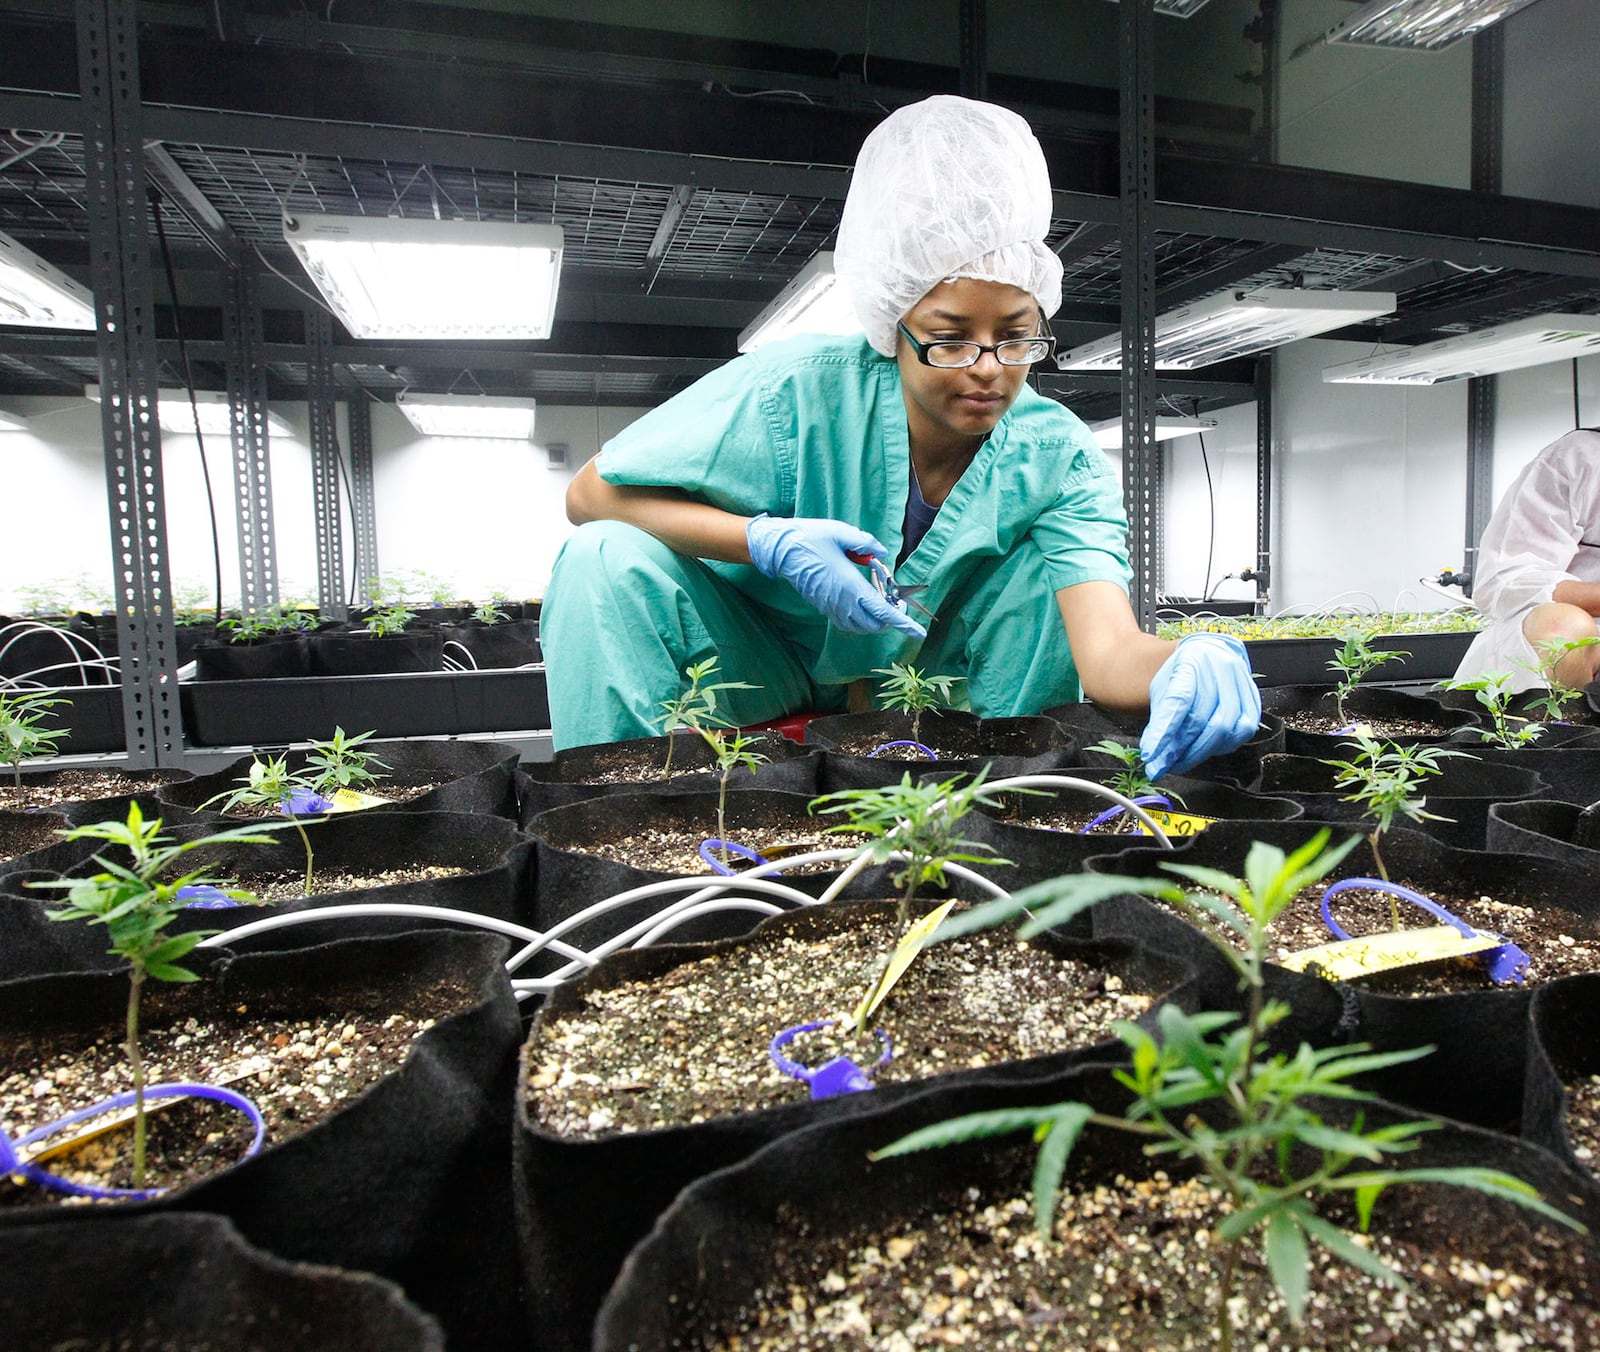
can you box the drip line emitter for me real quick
[1319,877,1529,986]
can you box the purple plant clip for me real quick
[697,838,769,877]
[177,883,241,910]
[1079,794,1172,834]
[1321,877,1529,986]
[867,740,937,760]
[0,1081,267,1199]
[280,787,334,817]
[769,1019,893,1100]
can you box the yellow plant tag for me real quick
[1278,925,1502,981]
[1137,809,1217,838]
[328,788,391,812]
[850,899,959,1030]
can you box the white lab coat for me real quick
[1454,429,1600,690]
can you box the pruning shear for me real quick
[846,551,934,621]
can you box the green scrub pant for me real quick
[543,520,1085,750]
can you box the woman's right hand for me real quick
[746,515,926,638]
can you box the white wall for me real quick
[0,396,635,615]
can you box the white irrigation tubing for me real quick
[0,622,110,688]
[978,773,1175,849]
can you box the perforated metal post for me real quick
[1119,0,1160,630]
[76,0,184,768]
[306,309,347,621]
[224,253,279,615]
[347,393,379,606]
[1253,356,1273,610]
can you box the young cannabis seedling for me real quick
[1084,738,1186,819]
[217,604,311,643]
[811,772,1010,1032]
[1522,635,1600,723]
[35,803,274,1188]
[877,830,1582,1352]
[471,601,510,625]
[303,725,389,798]
[1327,633,1406,726]
[700,728,770,867]
[1441,669,1545,749]
[1321,731,1468,916]
[365,604,416,637]
[200,753,323,895]
[873,663,963,746]
[650,656,757,778]
[0,688,68,790]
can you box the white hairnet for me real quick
[835,95,1063,357]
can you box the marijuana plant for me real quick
[472,601,510,625]
[218,605,312,644]
[35,803,273,1188]
[878,830,1580,1351]
[1523,635,1600,723]
[650,656,756,778]
[1441,670,1544,749]
[873,663,963,745]
[0,688,68,790]
[701,728,770,867]
[365,604,416,637]
[1084,738,1186,818]
[1327,633,1406,725]
[302,725,389,798]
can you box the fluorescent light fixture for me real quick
[0,230,96,330]
[395,391,537,440]
[0,406,29,432]
[1057,288,1397,372]
[85,386,292,437]
[738,252,863,353]
[1322,315,1600,385]
[283,213,563,341]
[1324,0,1543,50]
[1104,0,1219,16]
[1088,415,1219,449]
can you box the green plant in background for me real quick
[873,663,963,746]
[1155,610,1485,643]
[13,580,70,617]
[304,726,389,798]
[0,688,69,790]
[34,804,273,1188]
[200,753,320,895]
[1441,670,1544,749]
[878,830,1582,1352]
[1523,635,1600,723]
[1327,632,1407,725]
[1321,731,1467,912]
[472,601,510,625]
[701,728,770,866]
[365,604,416,637]
[650,656,757,778]
[811,772,1010,1031]
[427,576,459,607]
[218,605,312,644]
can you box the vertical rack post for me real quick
[306,309,347,621]
[224,252,279,616]
[1253,355,1273,611]
[347,391,379,607]
[1119,0,1159,630]
[76,0,184,768]
[1463,23,1504,597]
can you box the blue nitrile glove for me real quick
[746,514,926,639]
[1139,633,1260,780]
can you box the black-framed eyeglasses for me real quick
[896,313,1056,369]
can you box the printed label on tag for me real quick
[1138,809,1218,838]
[851,899,959,1029]
[328,788,391,812]
[1278,924,1502,981]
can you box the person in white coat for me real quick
[1453,428,1600,693]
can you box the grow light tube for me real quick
[394,391,537,440]
[1056,288,1397,372]
[84,386,292,437]
[1088,415,1219,449]
[1321,315,1600,385]
[737,252,863,352]
[1323,0,1544,51]
[1102,0,1220,17]
[0,230,96,330]
[283,212,564,340]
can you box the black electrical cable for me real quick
[1196,428,1217,604]
[149,186,225,628]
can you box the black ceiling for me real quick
[3,1,1600,419]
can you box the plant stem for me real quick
[717,771,730,867]
[126,964,147,1189]
[291,816,315,895]
[1368,828,1401,928]
[1216,1239,1240,1352]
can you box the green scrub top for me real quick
[593,332,1132,687]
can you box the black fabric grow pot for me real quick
[593,1062,1600,1352]
[0,807,75,873]
[515,900,1196,1352]
[0,929,525,1352]
[1459,747,1600,804]
[1083,817,1600,1132]
[958,767,1304,894]
[524,788,900,954]
[1255,752,1546,850]
[1487,798,1600,865]
[4,765,203,829]
[159,737,521,822]
[440,617,542,668]
[194,633,313,681]
[1524,974,1600,1177]
[0,1211,445,1350]
[309,629,445,676]
[516,729,820,819]
[0,870,126,978]
[804,710,1075,791]
[1261,683,1480,755]
[1044,699,1286,787]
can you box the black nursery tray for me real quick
[180,667,549,744]
[1245,630,1474,686]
